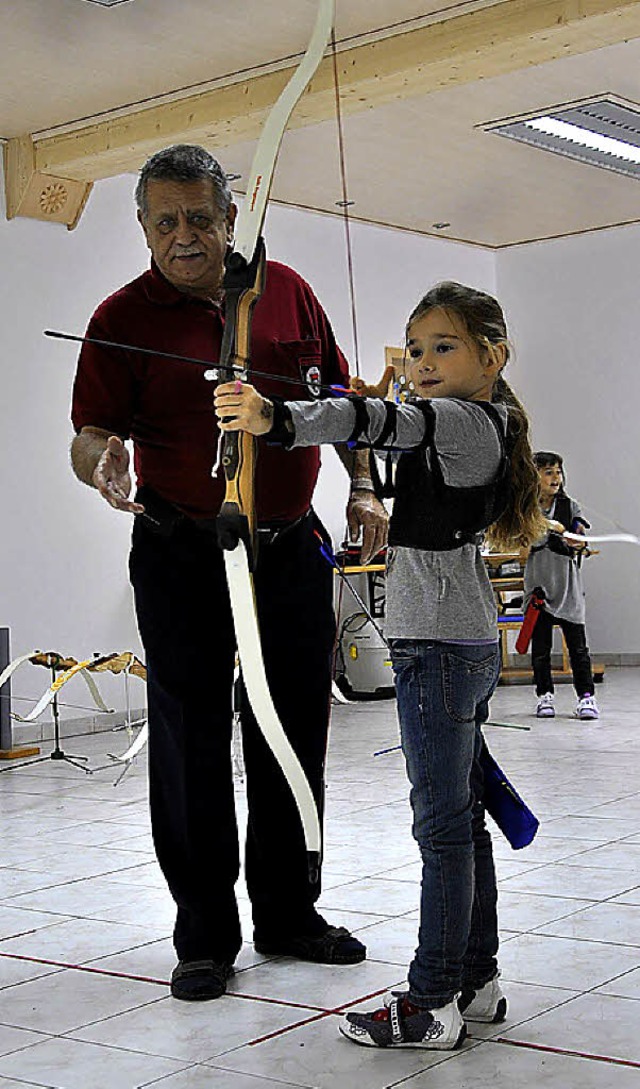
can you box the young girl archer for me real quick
[215,282,545,1051]
[526,451,599,720]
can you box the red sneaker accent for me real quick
[400,997,422,1016]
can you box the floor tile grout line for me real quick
[246,982,397,1046]
[0,950,341,1015]
[493,1035,640,1069]
[0,951,170,988]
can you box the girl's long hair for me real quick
[407,282,546,550]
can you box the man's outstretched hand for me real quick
[92,436,144,514]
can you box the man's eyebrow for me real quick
[153,206,213,216]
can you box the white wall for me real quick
[2,162,635,698]
[496,226,640,654]
[0,173,148,714]
[0,171,494,714]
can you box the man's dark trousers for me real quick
[129,507,336,964]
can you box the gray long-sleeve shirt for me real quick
[524,496,587,625]
[287,396,507,642]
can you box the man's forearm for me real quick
[335,445,375,492]
[70,427,110,487]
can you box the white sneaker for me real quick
[576,694,599,720]
[459,977,507,1023]
[339,993,466,1049]
[536,692,555,718]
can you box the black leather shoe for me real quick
[254,925,366,964]
[170,959,235,1001]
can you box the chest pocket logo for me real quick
[301,362,322,399]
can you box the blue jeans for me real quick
[391,639,502,1009]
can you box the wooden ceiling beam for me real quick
[5,0,640,224]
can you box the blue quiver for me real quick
[481,747,539,850]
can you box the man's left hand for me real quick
[347,492,388,565]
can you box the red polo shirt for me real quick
[71,260,350,521]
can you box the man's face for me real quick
[138,178,236,298]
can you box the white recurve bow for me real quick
[215,0,335,881]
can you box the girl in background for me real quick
[215,282,545,1051]
[526,451,599,720]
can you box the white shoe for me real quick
[460,977,507,1023]
[339,993,466,1049]
[576,694,599,720]
[536,692,555,718]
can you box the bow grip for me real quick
[307,851,321,884]
[216,504,254,565]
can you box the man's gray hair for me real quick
[135,145,233,218]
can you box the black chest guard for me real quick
[388,400,511,552]
[532,493,583,559]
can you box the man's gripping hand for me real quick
[347,491,388,565]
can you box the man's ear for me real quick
[137,209,150,247]
[226,202,238,242]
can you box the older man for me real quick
[70,145,386,1000]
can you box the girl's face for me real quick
[538,463,564,503]
[405,307,503,401]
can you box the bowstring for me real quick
[330,28,361,379]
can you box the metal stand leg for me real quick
[0,665,91,775]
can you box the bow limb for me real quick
[14,657,98,722]
[223,541,321,859]
[109,721,149,766]
[233,0,337,264]
[563,531,640,547]
[215,0,335,880]
[79,668,113,713]
[0,650,40,693]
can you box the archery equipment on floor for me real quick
[90,653,148,785]
[0,652,96,774]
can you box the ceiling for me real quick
[3,0,640,247]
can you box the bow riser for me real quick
[216,240,267,563]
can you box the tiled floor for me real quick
[1,669,639,1088]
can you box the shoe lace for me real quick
[372,996,421,1022]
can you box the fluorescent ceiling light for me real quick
[524,117,640,166]
[487,98,640,180]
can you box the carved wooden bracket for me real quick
[3,136,93,230]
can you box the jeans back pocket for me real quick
[442,647,499,724]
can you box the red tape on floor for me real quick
[2,953,638,1067]
[494,1036,640,1070]
[246,984,394,1046]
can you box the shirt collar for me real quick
[142,259,222,311]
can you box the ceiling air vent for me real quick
[485,97,640,180]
